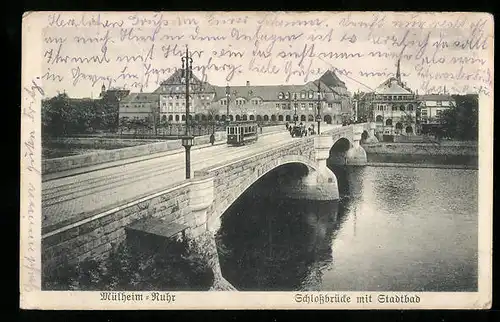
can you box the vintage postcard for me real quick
[20,11,493,309]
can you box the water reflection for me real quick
[217,165,478,292]
[216,194,347,291]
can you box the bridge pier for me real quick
[345,126,367,166]
[184,176,236,291]
[364,122,379,144]
[276,136,339,201]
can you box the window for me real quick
[308,92,314,99]
[301,103,306,109]
[301,92,306,99]
[284,92,290,99]
[278,92,284,100]
[162,103,166,107]
[281,103,287,109]
[275,103,280,108]
[392,106,398,111]
[328,103,333,108]
[436,101,442,106]
[308,103,314,109]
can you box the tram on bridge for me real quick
[226,121,259,146]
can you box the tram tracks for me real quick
[42,133,292,208]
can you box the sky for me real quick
[28,11,493,99]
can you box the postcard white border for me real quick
[20,11,493,310]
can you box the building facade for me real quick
[358,61,421,136]
[418,94,456,124]
[118,70,353,125]
[118,92,159,122]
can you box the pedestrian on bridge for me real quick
[210,133,215,145]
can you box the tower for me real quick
[100,83,106,98]
[396,58,401,83]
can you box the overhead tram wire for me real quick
[317,56,376,93]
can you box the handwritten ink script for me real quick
[38,12,493,97]
[21,78,44,292]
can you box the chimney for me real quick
[246,81,250,86]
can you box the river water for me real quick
[216,162,478,292]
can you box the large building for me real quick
[118,70,353,125]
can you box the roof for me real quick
[151,69,349,101]
[319,70,346,88]
[210,80,343,101]
[120,92,159,104]
[374,77,412,95]
[418,94,455,101]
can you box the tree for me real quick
[119,117,131,135]
[205,107,219,134]
[439,94,478,141]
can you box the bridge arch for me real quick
[361,130,369,142]
[206,155,320,228]
[328,137,352,166]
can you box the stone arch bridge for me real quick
[42,123,377,290]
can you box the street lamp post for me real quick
[181,46,194,180]
[316,82,322,135]
[225,85,230,127]
[292,93,298,125]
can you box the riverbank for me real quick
[362,141,478,156]
[366,162,477,170]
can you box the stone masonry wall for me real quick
[363,142,478,156]
[42,181,192,276]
